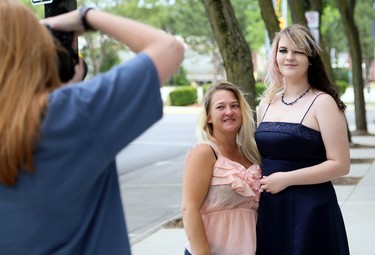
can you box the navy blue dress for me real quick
[255,98,350,255]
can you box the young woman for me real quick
[0,1,184,254]
[255,24,350,255]
[182,81,261,255]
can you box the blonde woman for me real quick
[182,81,261,255]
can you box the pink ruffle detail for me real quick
[212,158,262,201]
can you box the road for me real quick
[116,109,199,243]
[116,112,198,177]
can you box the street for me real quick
[116,109,199,243]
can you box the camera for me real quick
[46,26,78,82]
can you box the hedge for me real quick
[169,86,197,106]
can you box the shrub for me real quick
[169,86,197,106]
[335,80,349,96]
[255,82,267,105]
[199,82,267,106]
[333,68,350,83]
[201,84,210,96]
[255,82,267,97]
[171,66,190,86]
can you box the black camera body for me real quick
[47,26,78,82]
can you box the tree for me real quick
[76,0,124,76]
[284,0,335,83]
[201,0,257,109]
[241,1,267,52]
[20,0,44,17]
[288,0,308,25]
[169,0,223,82]
[354,0,375,90]
[321,3,347,66]
[80,32,121,75]
[257,0,280,42]
[307,0,352,143]
[336,0,368,134]
[307,0,335,84]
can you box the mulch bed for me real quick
[332,176,362,185]
[351,158,374,164]
[163,217,183,228]
[350,143,375,149]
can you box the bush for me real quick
[201,84,210,97]
[199,82,267,106]
[255,82,267,97]
[171,66,190,86]
[255,82,267,105]
[335,80,349,96]
[254,81,349,99]
[169,86,197,106]
[333,68,350,83]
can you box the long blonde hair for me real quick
[0,0,62,185]
[196,81,261,165]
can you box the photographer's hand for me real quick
[42,7,184,85]
[68,56,86,84]
[40,10,84,36]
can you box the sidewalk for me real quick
[131,127,375,255]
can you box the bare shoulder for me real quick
[312,93,340,112]
[188,144,215,161]
[184,144,216,178]
[311,93,344,123]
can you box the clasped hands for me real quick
[259,172,289,194]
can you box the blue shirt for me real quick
[0,53,162,255]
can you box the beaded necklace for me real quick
[281,87,310,106]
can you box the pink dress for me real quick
[185,153,261,255]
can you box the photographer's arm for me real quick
[41,9,184,84]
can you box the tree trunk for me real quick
[202,0,257,109]
[308,0,335,83]
[309,0,352,142]
[288,0,308,25]
[257,0,280,42]
[336,0,368,134]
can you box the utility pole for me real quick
[44,0,76,18]
[42,0,80,82]
[34,0,88,81]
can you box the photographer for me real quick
[0,1,184,255]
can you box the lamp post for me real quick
[44,0,76,18]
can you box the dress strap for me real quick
[300,93,325,124]
[261,103,271,122]
[210,146,218,160]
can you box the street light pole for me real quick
[44,0,76,18]
[43,0,80,82]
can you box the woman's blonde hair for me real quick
[0,0,62,185]
[196,81,261,165]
